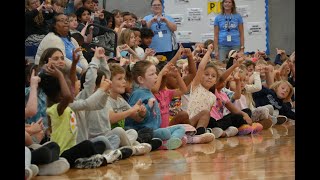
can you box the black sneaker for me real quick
[119,148,133,160]
[150,138,163,151]
[74,154,106,169]
[276,115,288,125]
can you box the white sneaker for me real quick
[133,143,152,156]
[38,157,70,175]
[103,149,122,164]
[25,167,33,180]
[30,164,39,177]
[211,127,224,138]
[225,126,238,137]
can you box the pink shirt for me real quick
[210,89,230,120]
[154,89,175,128]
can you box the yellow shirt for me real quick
[47,104,78,154]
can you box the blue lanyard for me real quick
[224,14,233,32]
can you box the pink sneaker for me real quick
[238,124,252,135]
[252,123,263,134]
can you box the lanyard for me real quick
[224,14,233,32]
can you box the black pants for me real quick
[60,140,100,168]
[208,108,252,130]
[31,141,60,165]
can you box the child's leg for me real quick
[90,135,114,151]
[125,129,138,145]
[111,127,132,147]
[60,140,98,168]
[189,110,210,135]
[153,128,171,140]
[169,111,190,126]
[137,127,153,143]
[105,134,121,150]
[166,125,186,139]
[31,142,59,165]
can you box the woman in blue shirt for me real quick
[214,0,245,61]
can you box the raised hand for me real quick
[92,46,106,59]
[30,69,41,88]
[99,75,112,92]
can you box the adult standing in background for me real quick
[214,0,244,61]
[143,0,177,61]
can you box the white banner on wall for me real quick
[164,0,269,53]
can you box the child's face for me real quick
[276,83,291,100]
[107,18,113,28]
[133,31,141,46]
[128,32,136,47]
[80,10,91,23]
[140,65,157,89]
[114,13,123,26]
[93,2,99,12]
[123,15,134,27]
[28,0,40,10]
[247,65,254,74]
[83,0,94,12]
[142,37,153,46]
[111,73,127,94]
[48,51,65,69]
[201,67,218,90]
[255,64,266,76]
[68,17,78,30]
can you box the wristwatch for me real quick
[240,46,245,49]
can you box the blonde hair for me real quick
[118,28,134,47]
[270,80,294,101]
[25,0,44,25]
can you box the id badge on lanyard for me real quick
[225,14,232,42]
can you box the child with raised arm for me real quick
[153,62,215,144]
[208,50,263,138]
[186,44,217,134]
[125,61,186,150]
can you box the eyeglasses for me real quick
[152,4,162,7]
[56,19,70,23]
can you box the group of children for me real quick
[25,1,295,179]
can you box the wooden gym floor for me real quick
[33,120,295,180]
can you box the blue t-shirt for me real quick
[143,14,175,53]
[25,87,48,128]
[60,37,81,68]
[125,87,161,131]
[214,13,243,46]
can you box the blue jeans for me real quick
[153,125,186,140]
[218,45,240,61]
